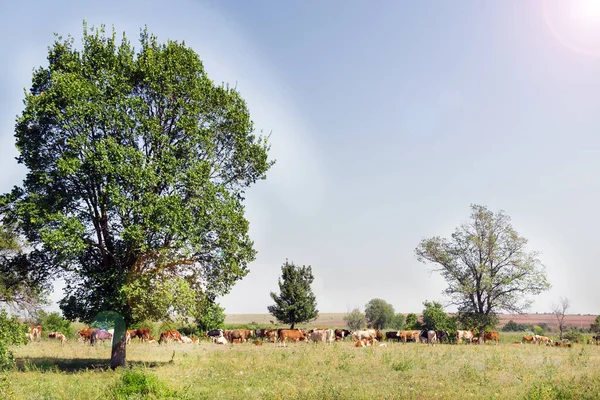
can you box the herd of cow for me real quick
[27,324,599,348]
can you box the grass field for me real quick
[5,333,600,399]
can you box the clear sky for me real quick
[1,0,600,315]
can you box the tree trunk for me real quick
[110,326,127,369]
[290,322,295,329]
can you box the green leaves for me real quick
[364,298,395,330]
[5,20,273,338]
[415,204,551,331]
[268,260,319,328]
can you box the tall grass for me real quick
[8,338,600,399]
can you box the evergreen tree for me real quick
[268,260,318,329]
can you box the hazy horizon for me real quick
[2,1,600,317]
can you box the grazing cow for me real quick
[278,329,307,346]
[29,326,42,342]
[483,331,500,345]
[310,329,334,344]
[334,329,352,341]
[555,342,571,348]
[135,328,151,343]
[385,331,401,342]
[398,330,420,343]
[91,329,112,346]
[207,329,224,342]
[435,330,449,343]
[252,340,263,346]
[77,328,96,343]
[158,330,184,345]
[126,329,138,345]
[264,329,279,343]
[215,336,228,345]
[522,335,534,344]
[365,328,384,341]
[419,330,437,345]
[456,330,476,344]
[181,336,193,343]
[48,332,67,345]
[25,332,33,342]
[352,330,376,342]
[227,329,252,344]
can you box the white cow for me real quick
[215,336,228,345]
[181,336,193,344]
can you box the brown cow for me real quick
[77,328,98,343]
[398,330,420,343]
[136,328,151,342]
[483,331,499,345]
[278,329,307,346]
[227,329,252,343]
[522,335,534,343]
[126,329,138,345]
[158,330,183,345]
[252,340,263,346]
[48,331,67,345]
[29,326,42,342]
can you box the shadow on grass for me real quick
[15,357,171,373]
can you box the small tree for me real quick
[268,260,318,329]
[390,313,405,330]
[196,300,225,332]
[37,311,73,338]
[421,301,450,331]
[590,316,600,334]
[405,313,422,330]
[344,308,366,331]
[551,297,570,340]
[364,298,395,329]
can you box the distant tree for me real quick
[364,299,395,329]
[405,313,422,330]
[390,313,405,330]
[502,320,529,332]
[344,308,367,331]
[36,310,73,338]
[415,204,550,341]
[196,299,225,331]
[421,301,450,331]
[532,325,544,336]
[268,260,318,329]
[551,297,570,340]
[590,316,600,334]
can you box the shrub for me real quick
[36,311,73,338]
[563,328,583,342]
[196,301,225,332]
[405,313,422,330]
[0,309,27,369]
[390,313,405,330]
[111,368,174,399]
[343,308,366,331]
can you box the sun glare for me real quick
[543,0,600,55]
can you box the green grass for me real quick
[7,337,600,399]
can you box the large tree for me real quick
[268,260,318,329]
[415,204,550,340]
[364,298,395,330]
[2,22,273,368]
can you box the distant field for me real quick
[8,336,600,399]
[225,313,598,330]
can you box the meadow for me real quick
[5,332,600,399]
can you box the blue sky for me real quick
[1,0,600,315]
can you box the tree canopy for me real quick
[591,316,600,334]
[415,204,550,336]
[268,260,318,329]
[364,298,395,330]
[2,22,273,368]
[344,308,366,331]
[421,301,452,331]
[405,313,421,330]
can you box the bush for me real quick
[563,328,583,342]
[502,320,529,332]
[344,308,366,331]
[196,301,225,332]
[37,311,73,338]
[111,368,175,399]
[0,309,27,369]
[405,313,422,330]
